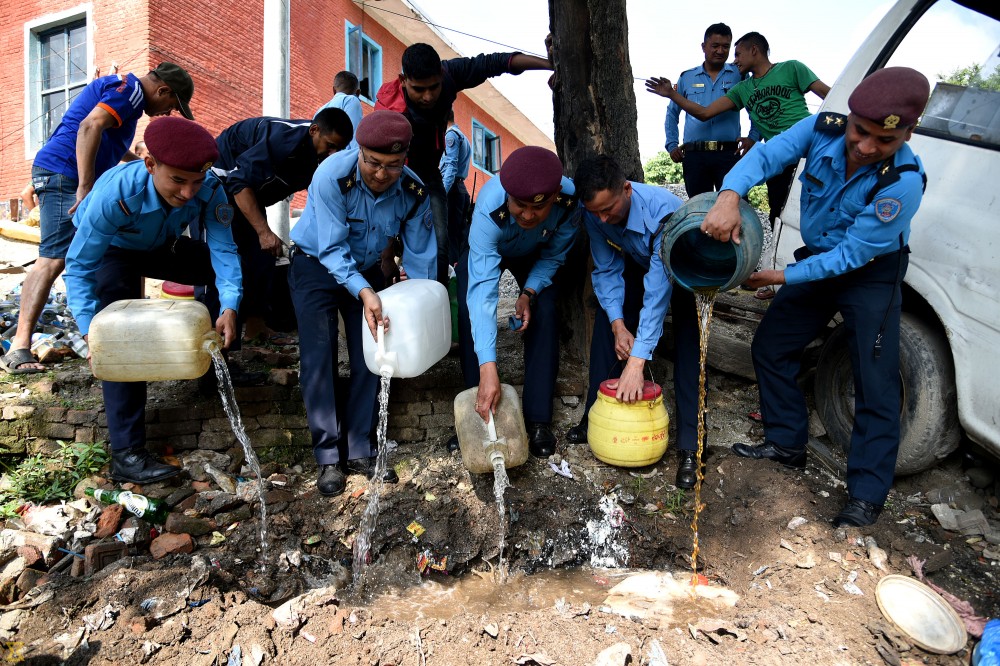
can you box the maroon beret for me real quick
[144,117,219,172]
[355,110,412,153]
[848,67,930,130]
[499,146,564,203]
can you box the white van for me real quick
[773,0,1000,473]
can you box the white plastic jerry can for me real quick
[88,299,221,381]
[361,279,451,378]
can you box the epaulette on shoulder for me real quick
[489,201,511,227]
[816,112,848,134]
[338,171,358,194]
[401,174,428,201]
[552,191,577,210]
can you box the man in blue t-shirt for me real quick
[2,63,195,375]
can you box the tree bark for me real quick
[547,0,643,364]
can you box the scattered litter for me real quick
[779,539,796,553]
[513,655,555,666]
[407,522,426,539]
[82,604,117,631]
[815,585,831,601]
[271,585,338,630]
[909,556,989,637]
[227,644,242,666]
[844,570,864,596]
[829,552,843,564]
[605,625,617,634]
[299,630,317,643]
[423,492,436,502]
[303,534,322,545]
[209,532,226,546]
[646,639,669,666]
[115,527,140,544]
[865,536,888,572]
[795,552,817,569]
[416,549,448,575]
[752,565,769,576]
[483,622,499,638]
[787,517,808,530]
[549,459,573,479]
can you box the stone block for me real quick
[431,401,455,415]
[253,428,293,447]
[234,386,278,403]
[0,437,27,455]
[199,431,237,451]
[94,504,124,539]
[74,426,99,443]
[15,568,45,598]
[84,541,128,576]
[214,505,253,526]
[33,380,59,395]
[159,405,220,422]
[41,422,76,440]
[387,427,424,442]
[1,405,35,420]
[418,413,454,429]
[43,407,67,421]
[65,410,97,425]
[145,420,203,439]
[15,546,43,569]
[269,369,298,386]
[237,401,274,417]
[387,414,420,428]
[164,487,195,508]
[203,417,236,432]
[257,414,308,429]
[150,533,195,559]
[164,513,216,537]
[26,438,59,456]
[155,434,199,451]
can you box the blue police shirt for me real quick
[586,182,683,360]
[290,148,435,297]
[33,73,145,181]
[467,175,580,365]
[440,125,472,193]
[665,64,759,152]
[65,161,242,334]
[316,92,363,150]
[721,114,926,284]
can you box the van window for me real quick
[884,0,1000,148]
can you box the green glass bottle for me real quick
[85,488,169,524]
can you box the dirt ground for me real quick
[2,234,999,666]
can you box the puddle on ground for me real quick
[373,566,736,627]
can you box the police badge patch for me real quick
[874,198,902,223]
[216,204,235,228]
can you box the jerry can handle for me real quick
[486,409,498,443]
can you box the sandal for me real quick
[754,286,775,300]
[0,348,45,375]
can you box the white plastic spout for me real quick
[374,322,397,377]
[489,448,507,467]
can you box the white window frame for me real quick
[345,21,382,105]
[24,5,94,158]
[472,118,501,174]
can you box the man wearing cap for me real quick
[452,146,579,457]
[570,155,703,489]
[289,110,436,497]
[63,116,242,485]
[376,43,553,286]
[700,67,931,527]
[200,108,354,348]
[3,63,195,375]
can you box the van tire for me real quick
[814,313,960,475]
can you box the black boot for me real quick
[565,417,588,444]
[110,447,181,484]
[445,434,460,453]
[675,450,703,489]
[317,465,346,497]
[832,498,883,527]
[345,457,399,483]
[527,422,556,458]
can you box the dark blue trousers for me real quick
[682,150,740,198]
[94,237,216,451]
[288,252,383,466]
[752,247,908,504]
[582,257,702,451]
[456,249,560,424]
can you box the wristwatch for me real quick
[520,287,537,308]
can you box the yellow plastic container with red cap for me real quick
[588,379,669,467]
[161,281,195,300]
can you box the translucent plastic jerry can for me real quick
[454,384,529,474]
[88,299,221,381]
[362,279,451,378]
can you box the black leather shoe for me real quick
[446,435,460,454]
[832,498,883,527]
[565,419,588,445]
[731,441,806,469]
[345,457,399,483]
[675,450,703,489]
[527,422,556,458]
[317,465,346,497]
[110,447,181,484]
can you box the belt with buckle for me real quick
[684,141,739,152]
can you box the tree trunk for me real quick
[547,0,643,365]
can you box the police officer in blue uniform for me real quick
[64,116,242,485]
[202,109,354,348]
[289,111,436,497]
[701,67,931,527]
[451,146,580,457]
[664,23,758,197]
[440,109,472,265]
[569,156,703,488]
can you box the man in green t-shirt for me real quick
[647,32,830,231]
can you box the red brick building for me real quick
[0,0,552,209]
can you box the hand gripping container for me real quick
[88,299,221,381]
[588,380,669,467]
[362,279,451,378]
[454,384,529,474]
